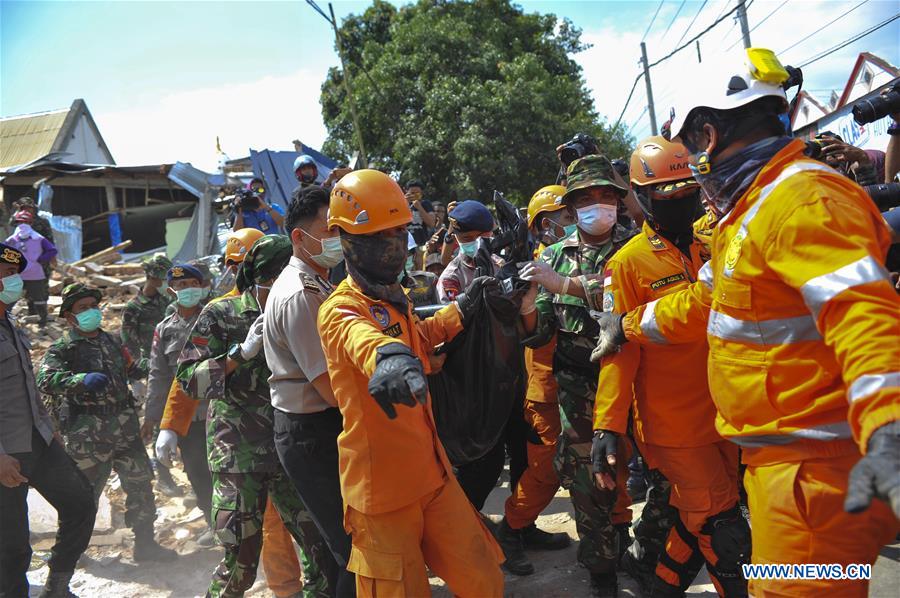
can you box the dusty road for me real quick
[26,467,900,597]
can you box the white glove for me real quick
[155,429,179,468]
[519,260,567,295]
[240,314,265,360]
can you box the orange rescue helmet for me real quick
[224,228,265,265]
[629,136,698,197]
[526,185,567,228]
[328,169,412,234]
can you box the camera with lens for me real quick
[559,133,600,167]
[234,188,260,211]
[863,182,900,211]
[804,138,828,160]
[852,79,900,125]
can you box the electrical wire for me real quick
[777,0,870,56]
[660,0,688,42]
[642,0,666,42]
[797,11,900,68]
[611,72,645,134]
[628,106,649,135]
[673,0,708,49]
[726,0,790,51]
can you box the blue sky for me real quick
[2,1,898,170]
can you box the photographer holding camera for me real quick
[232,178,285,234]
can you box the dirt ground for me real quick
[25,463,900,598]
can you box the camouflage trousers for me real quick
[64,408,156,530]
[553,369,632,576]
[628,467,678,567]
[208,470,333,598]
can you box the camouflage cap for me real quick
[235,234,292,292]
[561,155,630,206]
[60,283,102,315]
[141,254,173,278]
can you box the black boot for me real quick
[521,523,571,550]
[494,518,535,576]
[133,524,178,562]
[39,571,77,598]
[590,572,618,598]
[648,575,684,597]
[620,545,656,595]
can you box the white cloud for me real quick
[95,67,330,172]
[576,0,899,142]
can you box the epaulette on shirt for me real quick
[299,272,323,294]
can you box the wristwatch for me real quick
[228,343,247,364]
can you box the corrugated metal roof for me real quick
[0,108,70,169]
[249,148,337,210]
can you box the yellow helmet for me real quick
[526,185,567,228]
[328,169,412,234]
[224,228,265,265]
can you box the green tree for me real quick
[320,0,632,204]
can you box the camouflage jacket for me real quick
[526,225,635,368]
[121,291,172,364]
[37,328,146,409]
[175,290,276,473]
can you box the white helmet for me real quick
[668,48,789,141]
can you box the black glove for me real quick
[82,372,110,392]
[367,343,428,419]
[591,430,618,489]
[455,276,499,326]
[845,421,900,517]
[589,311,627,363]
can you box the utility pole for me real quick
[640,42,658,136]
[327,3,367,167]
[737,0,752,49]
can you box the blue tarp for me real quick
[249,147,339,211]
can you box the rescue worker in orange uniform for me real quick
[496,185,574,576]
[316,169,505,597]
[592,136,747,596]
[592,50,900,597]
[158,228,304,598]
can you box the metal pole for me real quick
[640,42,658,136]
[328,3,367,168]
[737,0,752,49]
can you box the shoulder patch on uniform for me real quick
[649,273,686,290]
[647,234,666,250]
[299,272,322,294]
[603,291,614,312]
[382,323,403,338]
[370,305,391,327]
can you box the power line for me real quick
[673,0,708,48]
[612,72,645,134]
[660,0,688,42]
[777,0,870,56]
[628,106,649,135]
[727,0,789,51]
[797,12,900,68]
[642,1,666,42]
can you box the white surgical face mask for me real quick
[576,204,617,236]
[301,228,344,269]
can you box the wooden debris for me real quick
[90,274,125,288]
[72,241,133,267]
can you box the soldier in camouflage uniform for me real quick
[36,283,177,563]
[176,235,333,598]
[518,155,637,597]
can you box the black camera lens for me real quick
[852,84,900,125]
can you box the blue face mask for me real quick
[200,287,211,299]
[563,223,578,237]
[0,273,24,305]
[459,240,479,257]
[75,308,103,332]
[175,287,204,308]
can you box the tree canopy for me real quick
[320,0,633,204]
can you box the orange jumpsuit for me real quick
[160,287,303,597]
[504,243,563,530]
[622,140,900,597]
[594,222,740,594]
[317,276,504,598]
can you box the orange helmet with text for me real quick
[224,228,265,264]
[328,169,412,234]
[629,135,697,198]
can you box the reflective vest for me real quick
[594,222,719,448]
[622,140,899,463]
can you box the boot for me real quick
[39,571,77,598]
[494,518,535,576]
[521,523,570,550]
[590,572,618,598]
[133,525,178,562]
[620,548,655,595]
[648,575,684,597]
[615,522,633,562]
[153,460,183,497]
